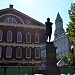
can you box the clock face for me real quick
[26,20,31,24]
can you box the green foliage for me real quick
[68,3,75,22]
[62,55,67,60]
[68,52,73,65]
[67,3,75,65]
[56,54,61,62]
[67,3,75,42]
[68,48,75,65]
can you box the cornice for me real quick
[0,42,42,48]
[0,22,46,30]
[0,60,41,64]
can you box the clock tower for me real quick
[54,12,65,39]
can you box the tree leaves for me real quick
[67,3,75,65]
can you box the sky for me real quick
[0,0,74,41]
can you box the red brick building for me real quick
[0,5,46,66]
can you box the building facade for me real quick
[53,13,70,58]
[0,5,46,66]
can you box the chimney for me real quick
[9,4,13,8]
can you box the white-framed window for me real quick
[26,47,31,58]
[6,47,12,58]
[35,33,39,43]
[7,31,12,42]
[16,47,22,58]
[4,17,17,23]
[0,30,3,41]
[35,48,40,58]
[0,47,2,58]
[26,32,31,43]
[17,31,22,42]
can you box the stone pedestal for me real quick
[46,42,60,75]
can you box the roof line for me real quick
[0,8,44,26]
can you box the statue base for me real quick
[46,66,60,75]
[46,42,60,75]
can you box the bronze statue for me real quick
[45,18,53,42]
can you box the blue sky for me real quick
[0,0,74,41]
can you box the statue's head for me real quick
[47,18,50,22]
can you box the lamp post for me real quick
[71,42,74,65]
[32,59,34,75]
[4,66,7,75]
[68,58,70,66]
[4,62,7,75]
[18,63,20,75]
[27,59,34,75]
[27,58,29,66]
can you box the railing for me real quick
[0,66,75,75]
[59,66,75,75]
[0,66,39,75]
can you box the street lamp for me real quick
[68,58,70,66]
[27,59,34,75]
[32,59,34,75]
[18,63,21,75]
[27,58,29,66]
[4,66,7,75]
[71,42,74,65]
[4,62,7,75]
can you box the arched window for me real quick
[26,32,31,43]
[17,31,22,42]
[35,48,40,58]
[35,33,39,43]
[0,47,2,58]
[7,31,12,42]
[16,47,22,58]
[26,47,31,58]
[0,30,3,41]
[6,47,12,58]
[4,17,17,23]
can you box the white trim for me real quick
[26,47,31,58]
[16,47,22,58]
[0,60,41,64]
[10,8,44,25]
[7,31,12,42]
[6,46,12,58]
[17,31,22,42]
[35,33,39,43]
[4,17,17,23]
[35,48,40,58]
[0,42,42,47]
[0,14,24,24]
[0,22,46,30]
[0,30,3,41]
[54,32,68,41]
[26,32,31,43]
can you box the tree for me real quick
[56,54,61,63]
[67,3,75,65]
[67,3,75,42]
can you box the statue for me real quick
[45,18,53,42]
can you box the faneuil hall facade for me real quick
[0,5,46,66]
